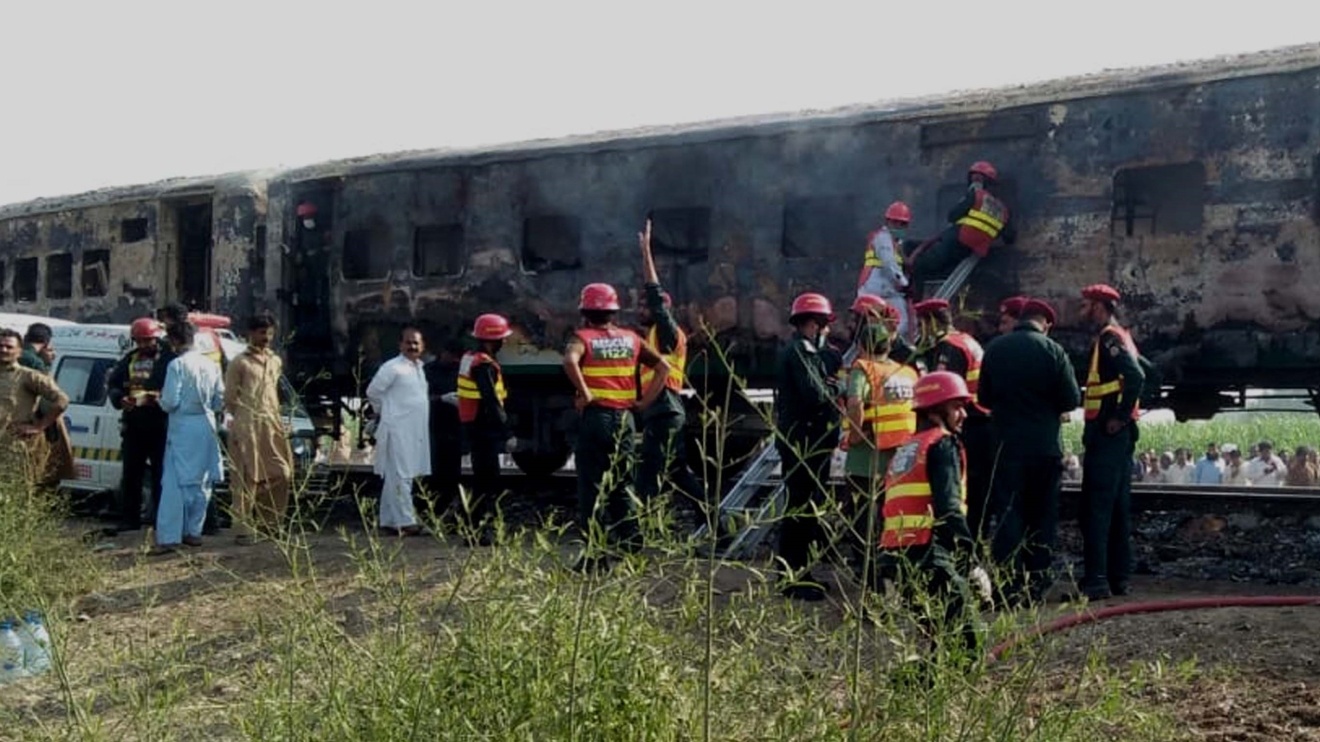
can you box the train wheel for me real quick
[513,448,572,478]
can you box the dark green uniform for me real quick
[1079,321,1144,598]
[18,345,48,374]
[928,334,994,538]
[774,331,842,577]
[635,283,704,512]
[979,321,1082,601]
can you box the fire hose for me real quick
[988,595,1320,664]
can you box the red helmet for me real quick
[912,371,971,411]
[660,291,673,308]
[579,283,621,311]
[968,160,998,182]
[295,202,318,218]
[912,298,950,317]
[1081,283,1121,304]
[130,318,162,340]
[472,313,513,341]
[850,293,889,316]
[883,201,912,225]
[789,293,834,321]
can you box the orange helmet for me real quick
[579,283,621,311]
[968,160,998,182]
[883,201,912,225]
[912,371,971,411]
[789,293,834,321]
[130,318,162,340]
[472,313,513,341]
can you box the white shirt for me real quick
[1164,462,1194,485]
[1244,455,1285,486]
[1223,462,1249,486]
[857,227,908,297]
[366,354,431,479]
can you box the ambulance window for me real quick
[47,253,73,300]
[14,258,38,302]
[55,356,114,406]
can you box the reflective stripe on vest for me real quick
[855,358,917,451]
[576,327,641,410]
[880,427,967,550]
[457,351,507,423]
[939,331,986,413]
[1084,323,1141,421]
[955,189,1008,256]
[640,324,686,393]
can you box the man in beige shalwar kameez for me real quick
[224,313,294,544]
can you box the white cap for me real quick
[1221,443,1239,454]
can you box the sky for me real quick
[1,1,1316,206]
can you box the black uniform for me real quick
[910,188,1018,297]
[774,331,842,578]
[463,358,510,530]
[106,344,176,531]
[979,321,1082,602]
[635,283,704,516]
[1079,322,1144,598]
[424,355,462,513]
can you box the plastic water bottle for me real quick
[0,620,27,684]
[21,611,51,675]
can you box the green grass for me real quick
[1062,413,1320,457]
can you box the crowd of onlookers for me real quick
[1059,440,1320,487]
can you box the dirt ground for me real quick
[13,519,1320,740]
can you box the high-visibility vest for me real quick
[855,358,918,451]
[456,351,507,423]
[575,326,641,410]
[1084,323,1141,422]
[881,427,967,550]
[938,331,987,414]
[640,324,686,394]
[125,349,159,395]
[955,189,1009,256]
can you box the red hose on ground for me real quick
[989,595,1320,664]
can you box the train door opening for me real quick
[288,185,336,347]
[176,202,213,311]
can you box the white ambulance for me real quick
[48,322,319,496]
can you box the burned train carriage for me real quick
[2,43,1319,476]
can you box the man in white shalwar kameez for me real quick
[153,323,225,553]
[366,327,431,535]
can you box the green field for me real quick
[1062,411,1320,457]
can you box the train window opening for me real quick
[521,215,582,272]
[46,253,73,300]
[342,226,392,280]
[82,249,110,297]
[120,218,148,243]
[14,258,38,302]
[1111,162,1206,237]
[413,223,465,277]
[648,207,711,261]
[0,261,6,304]
[176,202,213,310]
[782,196,857,259]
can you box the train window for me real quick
[648,207,711,261]
[82,250,110,297]
[120,218,148,244]
[0,261,5,303]
[14,258,37,302]
[782,196,857,259]
[342,227,392,280]
[522,215,582,272]
[1313,153,1320,223]
[46,254,73,299]
[1112,162,1206,237]
[413,224,465,277]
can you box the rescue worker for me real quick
[0,328,70,485]
[563,283,669,569]
[842,294,917,576]
[456,313,518,544]
[636,221,705,522]
[856,201,917,340]
[424,340,465,517]
[774,292,843,601]
[1077,283,1145,600]
[978,298,1081,605]
[19,323,54,373]
[106,317,176,534]
[908,161,1017,298]
[912,298,994,537]
[997,295,1028,336]
[880,371,991,651]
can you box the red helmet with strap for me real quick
[850,293,888,316]
[130,318,162,340]
[968,160,998,182]
[472,313,513,340]
[883,201,912,225]
[912,371,971,410]
[790,293,834,321]
[579,283,621,311]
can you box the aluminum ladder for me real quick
[692,436,787,560]
[930,254,982,301]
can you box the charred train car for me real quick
[2,44,1319,475]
